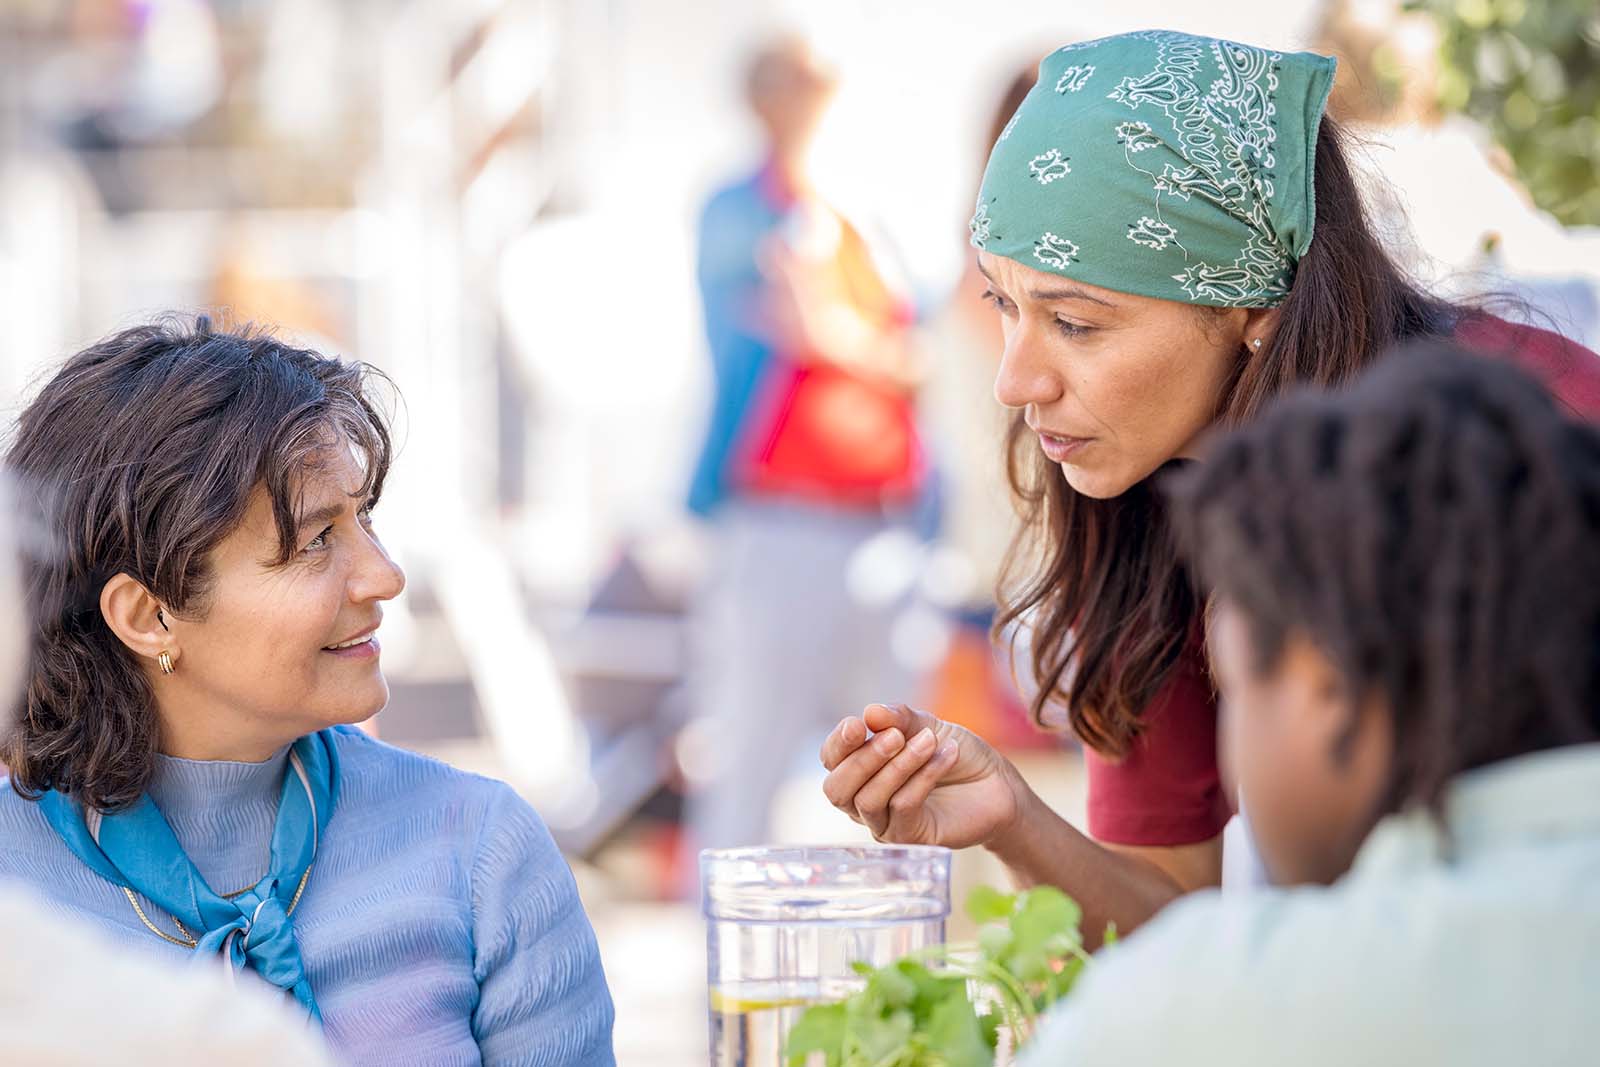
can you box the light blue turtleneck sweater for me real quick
[0,726,615,1066]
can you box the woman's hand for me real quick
[824,705,1210,944]
[820,703,1025,850]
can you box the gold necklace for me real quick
[123,866,315,950]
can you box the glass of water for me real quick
[701,844,952,1067]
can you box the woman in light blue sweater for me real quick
[0,317,615,1066]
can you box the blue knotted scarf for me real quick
[39,729,339,1022]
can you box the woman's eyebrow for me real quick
[1027,284,1115,307]
[976,261,1116,307]
[294,502,345,534]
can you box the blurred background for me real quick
[0,0,1596,1062]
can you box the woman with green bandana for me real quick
[819,29,1600,940]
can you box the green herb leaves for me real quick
[784,886,1100,1067]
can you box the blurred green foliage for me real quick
[1408,0,1600,226]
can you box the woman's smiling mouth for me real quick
[323,628,380,658]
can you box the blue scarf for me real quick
[40,729,340,1022]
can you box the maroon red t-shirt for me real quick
[1085,315,1600,846]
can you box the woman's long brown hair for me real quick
[995,116,1459,757]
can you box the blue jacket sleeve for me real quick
[470,783,616,1067]
[687,181,779,516]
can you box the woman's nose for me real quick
[351,535,406,603]
[993,323,1063,410]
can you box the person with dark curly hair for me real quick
[1021,343,1600,1066]
[819,30,1600,943]
[0,317,614,1066]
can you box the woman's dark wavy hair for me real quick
[1166,344,1600,812]
[2,315,394,811]
[995,115,1469,756]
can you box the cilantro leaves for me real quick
[783,886,1100,1067]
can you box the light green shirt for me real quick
[1023,745,1600,1066]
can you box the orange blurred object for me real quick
[925,622,1059,753]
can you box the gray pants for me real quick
[685,500,916,852]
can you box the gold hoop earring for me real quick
[157,650,175,675]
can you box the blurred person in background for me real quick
[818,30,1600,944]
[1025,346,1600,1067]
[684,33,927,853]
[0,318,614,1066]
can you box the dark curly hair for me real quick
[3,315,395,812]
[1166,341,1600,814]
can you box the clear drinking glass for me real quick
[702,844,952,1067]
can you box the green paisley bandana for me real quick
[970,30,1337,307]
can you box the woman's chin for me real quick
[1058,460,1139,500]
[322,680,391,729]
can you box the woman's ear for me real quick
[1243,305,1285,351]
[100,573,176,670]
